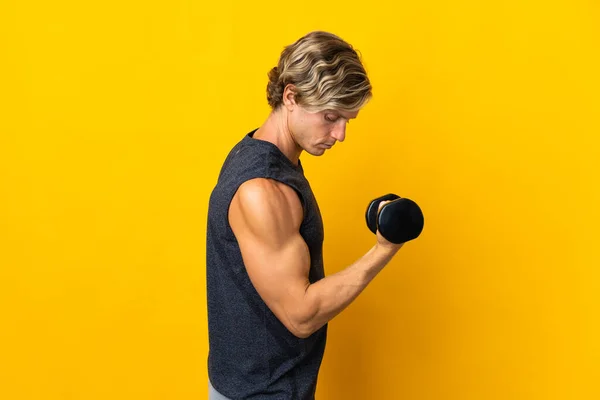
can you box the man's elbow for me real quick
[289,322,314,339]
[287,301,319,339]
[285,323,312,339]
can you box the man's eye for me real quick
[325,116,338,122]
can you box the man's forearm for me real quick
[296,244,400,337]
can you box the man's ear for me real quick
[282,84,298,111]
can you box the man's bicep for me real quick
[228,180,311,336]
[238,230,311,312]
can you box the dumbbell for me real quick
[365,194,424,244]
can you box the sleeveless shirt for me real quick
[206,128,328,399]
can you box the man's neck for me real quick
[253,110,303,166]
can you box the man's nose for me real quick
[331,123,346,142]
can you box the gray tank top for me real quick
[206,128,327,399]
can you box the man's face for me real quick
[288,105,359,156]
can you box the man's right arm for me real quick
[228,178,403,339]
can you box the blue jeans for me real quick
[209,378,232,400]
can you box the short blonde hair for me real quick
[266,31,372,113]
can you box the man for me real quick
[206,31,404,399]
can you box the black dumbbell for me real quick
[365,194,424,244]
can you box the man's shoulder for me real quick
[236,178,299,209]
[233,178,303,225]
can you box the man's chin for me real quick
[306,147,327,156]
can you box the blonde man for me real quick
[206,31,404,399]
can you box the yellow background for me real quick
[1,1,599,399]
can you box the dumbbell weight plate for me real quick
[365,193,400,234]
[377,198,424,244]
